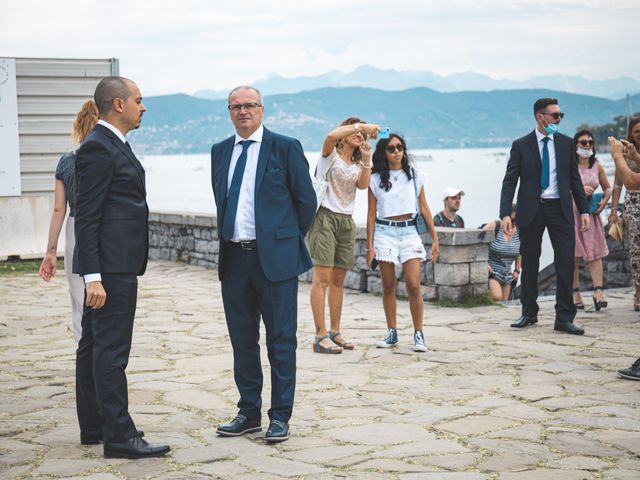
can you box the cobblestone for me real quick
[1,260,639,479]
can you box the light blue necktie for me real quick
[541,137,550,190]
[220,140,254,242]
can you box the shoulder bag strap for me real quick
[411,168,420,212]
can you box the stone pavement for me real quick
[1,260,639,480]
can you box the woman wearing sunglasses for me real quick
[609,117,640,311]
[571,130,612,311]
[366,134,439,352]
[308,117,380,353]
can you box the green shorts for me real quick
[307,207,357,269]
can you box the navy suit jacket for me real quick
[500,130,589,228]
[73,124,149,276]
[211,127,317,282]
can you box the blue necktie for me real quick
[541,137,550,190]
[220,140,254,242]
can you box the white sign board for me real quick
[0,58,21,197]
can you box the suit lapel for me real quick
[526,130,542,174]
[113,138,146,188]
[218,136,235,211]
[96,125,146,189]
[255,127,272,192]
[552,133,564,171]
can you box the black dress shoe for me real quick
[618,358,640,380]
[81,429,145,445]
[510,315,538,328]
[103,435,170,459]
[554,321,584,335]
[216,414,261,437]
[265,420,289,443]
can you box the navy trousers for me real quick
[519,200,577,323]
[220,242,298,423]
[76,273,138,442]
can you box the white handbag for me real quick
[312,155,337,212]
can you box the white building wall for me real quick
[0,57,118,259]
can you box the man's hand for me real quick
[86,281,107,309]
[501,216,514,236]
[580,214,591,232]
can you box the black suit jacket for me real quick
[73,124,149,276]
[500,130,589,228]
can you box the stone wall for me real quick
[149,211,633,301]
[148,211,494,301]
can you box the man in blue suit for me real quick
[211,86,317,442]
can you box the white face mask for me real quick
[576,147,593,158]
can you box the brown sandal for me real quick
[329,331,354,350]
[312,335,342,354]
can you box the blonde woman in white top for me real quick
[366,134,439,352]
[308,117,380,353]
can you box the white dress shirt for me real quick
[227,125,264,241]
[536,128,559,199]
[84,120,127,284]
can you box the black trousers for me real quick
[519,200,576,323]
[220,242,298,423]
[76,273,138,443]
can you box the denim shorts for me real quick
[374,223,426,265]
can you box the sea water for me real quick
[140,148,614,271]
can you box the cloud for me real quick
[1,0,638,95]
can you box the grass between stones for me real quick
[0,259,64,275]
[436,294,499,308]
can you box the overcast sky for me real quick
[2,0,638,96]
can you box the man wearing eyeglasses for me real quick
[500,98,590,335]
[210,86,317,442]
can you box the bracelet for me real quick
[365,248,374,251]
[613,184,622,190]
[514,269,520,273]
[362,163,372,169]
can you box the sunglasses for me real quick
[386,144,404,153]
[578,139,594,147]
[542,111,565,120]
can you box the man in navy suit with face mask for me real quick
[210,86,316,442]
[500,98,590,335]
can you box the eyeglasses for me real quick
[542,111,565,120]
[578,139,594,147]
[386,144,404,153]
[228,102,262,112]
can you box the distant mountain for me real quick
[193,66,640,101]
[129,87,640,155]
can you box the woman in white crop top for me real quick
[366,134,439,352]
[308,117,380,354]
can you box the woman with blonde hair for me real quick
[39,99,99,341]
[308,117,380,353]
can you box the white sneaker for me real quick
[376,328,398,348]
[413,330,428,352]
